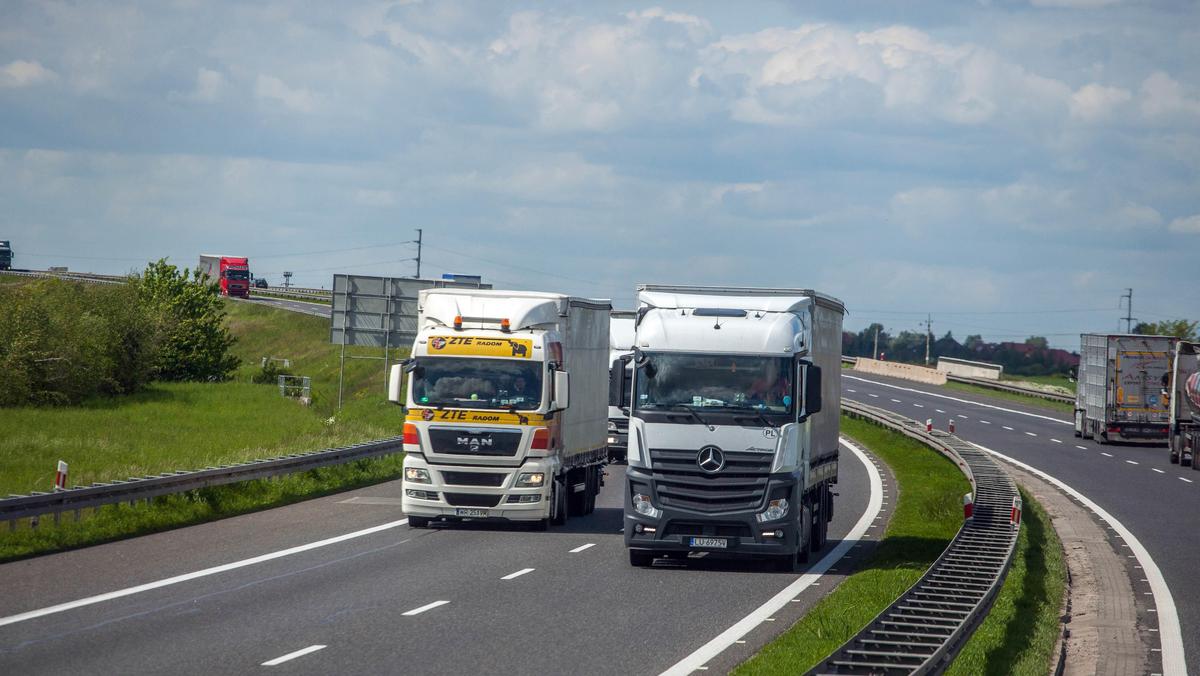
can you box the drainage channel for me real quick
[811,400,1021,675]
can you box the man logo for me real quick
[696,446,725,474]
[457,436,493,448]
[430,337,447,350]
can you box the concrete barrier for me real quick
[853,357,948,385]
[937,356,1004,381]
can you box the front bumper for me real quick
[623,465,801,555]
[400,455,552,522]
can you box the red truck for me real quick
[198,254,251,298]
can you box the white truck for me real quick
[1075,333,1177,444]
[389,289,611,529]
[606,311,636,462]
[618,285,845,570]
[1168,340,1199,467]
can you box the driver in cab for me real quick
[747,362,790,408]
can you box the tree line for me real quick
[0,260,239,406]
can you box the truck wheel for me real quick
[408,516,429,529]
[583,466,598,515]
[629,549,654,567]
[551,480,568,526]
[809,498,826,552]
[566,469,587,516]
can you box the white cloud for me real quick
[1030,0,1121,7]
[1169,214,1200,234]
[1070,83,1131,120]
[0,60,57,88]
[170,67,225,103]
[1140,71,1200,119]
[254,74,318,113]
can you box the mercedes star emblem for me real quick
[696,446,725,474]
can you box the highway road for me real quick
[0,441,884,675]
[843,371,1196,674]
[243,295,330,318]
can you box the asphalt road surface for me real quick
[243,295,330,318]
[0,442,881,675]
[843,371,1196,674]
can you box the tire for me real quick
[566,468,587,516]
[809,494,827,552]
[408,516,430,529]
[583,466,598,515]
[551,480,568,526]
[629,549,654,567]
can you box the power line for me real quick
[422,243,630,293]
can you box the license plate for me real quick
[689,537,728,549]
[454,508,488,518]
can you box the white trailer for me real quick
[1075,333,1177,444]
[389,289,611,529]
[606,311,636,462]
[619,285,845,570]
[1168,341,1200,468]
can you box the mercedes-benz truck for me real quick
[1075,333,1177,444]
[607,310,636,463]
[389,289,611,529]
[619,285,845,570]
[1168,340,1199,467]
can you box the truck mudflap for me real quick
[1106,422,1169,442]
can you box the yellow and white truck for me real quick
[389,289,611,529]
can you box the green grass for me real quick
[1001,373,1076,394]
[734,415,970,674]
[944,380,1074,415]
[251,290,331,305]
[946,486,1064,675]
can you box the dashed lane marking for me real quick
[890,398,902,403]
[1182,477,1194,484]
[1075,445,1087,450]
[569,543,596,553]
[262,645,326,667]
[980,420,991,424]
[1126,460,1139,466]
[501,568,535,580]
[1003,426,1014,431]
[1101,452,1113,457]
[402,600,450,616]
[1051,439,1062,444]
[1152,469,1165,474]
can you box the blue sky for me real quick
[2,0,1198,348]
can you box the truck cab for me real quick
[620,286,844,570]
[0,240,12,271]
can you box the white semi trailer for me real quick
[1075,333,1177,444]
[606,311,636,463]
[618,285,845,570]
[1168,340,1200,468]
[389,289,611,529]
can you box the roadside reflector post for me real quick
[925,418,933,433]
[1010,495,1023,528]
[54,460,68,492]
[949,419,956,434]
[963,493,974,520]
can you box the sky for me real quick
[2,0,1198,349]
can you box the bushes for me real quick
[0,260,240,406]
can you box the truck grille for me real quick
[440,471,506,487]
[649,448,772,514]
[427,428,521,456]
[443,493,503,507]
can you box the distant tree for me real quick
[134,259,239,382]
[964,334,985,352]
[1025,336,1049,350]
[1133,319,1198,341]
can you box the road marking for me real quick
[1051,439,1062,444]
[402,600,450,616]
[1101,452,1113,457]
[1025,432,1038,437]
[957,415,968,419]
[1003,426,1014,431]
[979,420,991,425]
[569,543,596,553]
[890,398,902,403]
[263,645,326,666]
[1152,468,1165,474]
[846,389,856,393]
[1126,460,1139,465]
[1182,477,1194,484]
[1075,445,1087,450]
[660,437,883,676]
[0,518,409,628]
[501,568,535,580]
[913,403,924,408]
[972,441,1185,675]
[868,393,879,398]
[844,375,1071,425]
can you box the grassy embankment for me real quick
[0,296,408,560]
[735,417,1064,675]
[943,380,1074,415]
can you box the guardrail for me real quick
[1,437,403,529]
[945,375,1075,404]
[0,269,125,285]
[809,400,1020,675]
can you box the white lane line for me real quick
[660,437,883,676]
[846,388,856,393]
[1101,452,1113,457]
[1075,445,1087,450]
[1152,469,1165,474]
[1003,426,1015,431]
[935,409,946,413]
[957,415,968,420]
[263,645,326,666]
[913,403,924,408]
[890,398,902,403]
[844,375,1071,425]
[1126,460,1139,466]
[1025,432,1038,437]
[980,420,991,425]
[1182,477,1194,484]
[972,442,1185,675]
[1051,439,1062,444]
[0,518,409,628]
[402,600,450,616]
[868,393,879,398]
[569,543,596,553]
[501,568,535,580]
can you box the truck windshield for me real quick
[225,270,250,281]
[635,353,793,414]
[412,357,543,410]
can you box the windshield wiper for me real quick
[669,404,715,431]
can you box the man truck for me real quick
[1075,333,1177,444]
[617,285,844,570]
[389,288,611,529]
[1168,340,1200,467]
[607,310,636,463]
[198,254,251,298]
[0,240,12,270]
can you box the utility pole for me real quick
[873,325,880,361]
[1120,288,1134,333]
[921,314,933,366]
[414,228,423,279]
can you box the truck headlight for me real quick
[756,498,789,523]
[515,472,545,488]
[632,493,662,519]
[608,420,619,432]
[405,467,431,484]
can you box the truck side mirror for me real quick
[553,371,570,410]
[388,364,405,405]
[805,365,823,416]
[609,358,627,407]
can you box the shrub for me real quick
[133,259,239,382]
